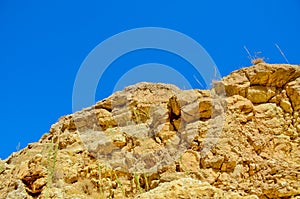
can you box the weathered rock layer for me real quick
[0,63,300,198]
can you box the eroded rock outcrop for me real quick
[0,63,299,199]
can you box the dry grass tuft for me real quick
[251,58,265,65]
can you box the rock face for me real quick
[0,63,300,199]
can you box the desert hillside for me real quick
[0,63,300,199]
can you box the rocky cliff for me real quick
[0,63,300,199]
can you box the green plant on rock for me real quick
[143,172,149,192]
[134,172,143,194]
[45,137,59,198]
[97,162,105,199]
[114,171,126,198]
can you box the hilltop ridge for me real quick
[0,63,300,198]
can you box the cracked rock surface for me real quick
[0,63,300,199]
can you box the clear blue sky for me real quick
[0,1,299,159]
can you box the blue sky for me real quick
[0,1,299,159]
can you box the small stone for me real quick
[247,86,276,103]
[280,99,293,113]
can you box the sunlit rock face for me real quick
[1,63,300,199]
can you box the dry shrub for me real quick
[251,58,265,65]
